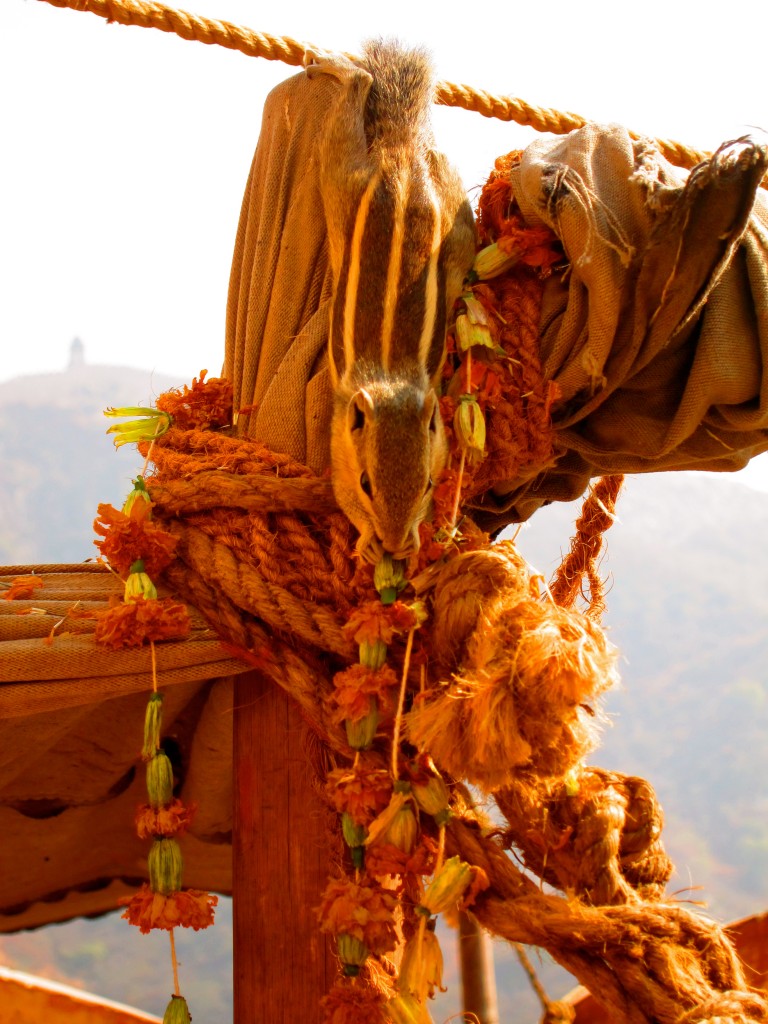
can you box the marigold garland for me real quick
[89,204,621,1022]
[93,372,231,1021]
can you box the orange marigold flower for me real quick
[431,468,463,522]
[1,575,44,601]
[344,601,419,647]
[365,836,437,881]
[135,798,197,839]
[330,664,400,724]
[93,501,178,577]
[321,981,389,1024]
[76,596,190,649]
[326,766,393,827]
[460,361,503,406]
[155,370,233,430]
[119,883,217,933]
[317,877,397,956]
[498,222,561,272]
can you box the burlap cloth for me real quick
[2,64,768,931]
[227,70,768,530]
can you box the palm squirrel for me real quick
[307,39,476,563]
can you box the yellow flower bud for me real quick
[387,806,418,854]
[419,856,474,915]
[454,313,494,352]
[398,925,445,999]
[365,791,418,854]
[142,692,164,760]
[341,811,366,849]
[122,476,152,517]
[411,773,450,819]
[461,294,490,326]
[146,751,174,810]
[473,241,520,280]
[454,396,486,458]
[124,560,158,602]
[104,406,172,448]
[373,554,407,605]
[337,932,370,976]
[345,700,379,751]
[359,638,387,669]
[162,995,191,1024]
[148,837,183,895]
[386,993,435,1024]
[454,293,494,351]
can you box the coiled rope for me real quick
[37,0,732,178]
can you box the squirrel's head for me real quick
[330,372,447,564]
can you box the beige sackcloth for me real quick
[226,71,768,532]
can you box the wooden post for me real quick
[459,911,500,1024]
[233,671,336,1022]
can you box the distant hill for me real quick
[514,474,768,924]
[0,346,183,564]
[1,357,767,1020]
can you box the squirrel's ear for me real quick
[348,388,374,432]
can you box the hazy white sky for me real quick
[2,0,768,487]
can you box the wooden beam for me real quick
[233,671,336,1021]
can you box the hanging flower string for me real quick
[119,664,217,1024]
[316,187,563,1022]
[319,474,484,1021]
[88,372,232,1023]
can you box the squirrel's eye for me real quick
[360,471,372,497]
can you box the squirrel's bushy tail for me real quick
[361,38,434,147]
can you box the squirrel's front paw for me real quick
[355,527,384,566]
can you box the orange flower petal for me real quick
[135,798,197,839]
[155,371,233,430]
[119,884,217,933]
[330,664,400,724]
[344,602,419,647]
[326,766,393,827]
[93,502,178,576]
[321,981,388,1024]
[317,877,397,955]
[73,596,190,649]
[1,575,44,601]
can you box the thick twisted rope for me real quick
[37,0,732,179]
[447,818,768,1024]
